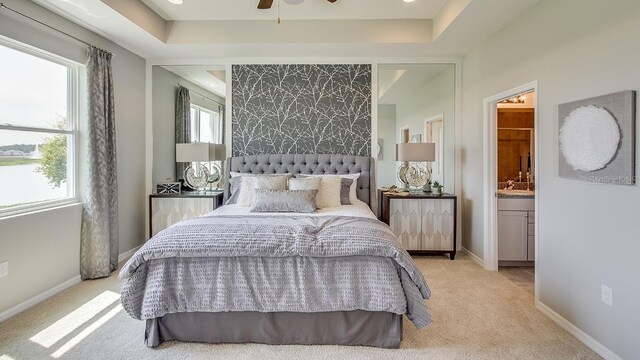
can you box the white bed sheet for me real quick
[211,200,377,220]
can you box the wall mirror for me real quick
[151,65,226,189]
[377,63,455,193]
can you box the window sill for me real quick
[0,199,83,221]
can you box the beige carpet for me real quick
[0,254,600,360]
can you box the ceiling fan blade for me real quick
[257,0,274,9]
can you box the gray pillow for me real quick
[250,189,318,213]
[340,178,354,205]
[225,177,242,205]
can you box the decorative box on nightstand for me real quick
[148,191,224,238]
[378,190,457,260]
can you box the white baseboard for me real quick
[118,245,141,263]
[0,275,81,323]
[536,301,622,360]
[461,246,484,267]
[0,246,140,324]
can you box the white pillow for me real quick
[289,177,321,191]
[314,176,342,208]
[298,173,360,204]
[232,174,289,207]
[289,178,325,208]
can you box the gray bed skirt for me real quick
[145,311,403,349]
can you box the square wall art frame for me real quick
[557,90,636,185]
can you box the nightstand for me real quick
[378,190,457,260]
[148,191,224,238]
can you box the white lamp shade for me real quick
[210,144,227,161]
[176,143,226,162]
[396,142,436,162]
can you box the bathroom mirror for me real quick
[497,92,535,184]
[151,65,226,187]
[377,63,456,192]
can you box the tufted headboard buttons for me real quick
[224,154,377,215]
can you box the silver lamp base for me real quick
[183,163,210,190]
[397,161,431,191]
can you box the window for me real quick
[0,38,79,215]
[190,104,222,144]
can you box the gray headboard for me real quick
[224,154,377,214]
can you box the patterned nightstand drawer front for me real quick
[149,192,223,238]
[389,198,455,251]
[151,197,213,237]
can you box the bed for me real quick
[120,154,431,348]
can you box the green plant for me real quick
[36,118,67,188]
[432,181,442,189]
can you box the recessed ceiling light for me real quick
[403,0,415,2]
[167,0,183,4]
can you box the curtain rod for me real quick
[178,84,225,107]
[0,2,112,56]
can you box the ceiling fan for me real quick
[258,0,337,10]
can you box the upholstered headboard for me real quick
[224,154,377,214]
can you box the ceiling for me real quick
[141,0,450,21]
[162,65,226,98]
[33,0,541,59]
[378,64,451,105]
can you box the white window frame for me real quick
[0,36,81,218]
[190,104,222,144]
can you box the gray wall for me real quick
[395,66,456,192]
[151,66,224,185]
[0,0,146,315]
[461,0,640,358]
[232,64,372,157]
[377,105,397,187]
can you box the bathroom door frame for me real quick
[482,81,539,300]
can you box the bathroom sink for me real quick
[497,189,535,197]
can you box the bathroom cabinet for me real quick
[498,211,529,261]
[498,198,535,264]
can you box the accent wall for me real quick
[231,64,372,157]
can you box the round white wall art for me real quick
[559,105,620,172]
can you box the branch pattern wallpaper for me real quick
[232,64,372,157]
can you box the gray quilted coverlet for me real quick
[120,214,432,328]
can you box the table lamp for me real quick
[396,142,436,191]
[176,143,226,190]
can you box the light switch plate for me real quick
[0,261,8,278]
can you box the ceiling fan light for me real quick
[167,0,183,4]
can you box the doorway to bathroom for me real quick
[483,81,539,301]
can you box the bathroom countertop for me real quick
[497,190,535,199]
[497,193,535,199]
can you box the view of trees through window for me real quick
[0,41,77,211]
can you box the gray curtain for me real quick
[175,86,191,180]
[80,47,118,280]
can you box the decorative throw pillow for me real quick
[297,173,360,204]
[340,178,354,205]
[251,189,318,213]
[225,176,243,205]
[288,177,321,191]
[254,176,289,191]
[312,176,342,208]
[229,173,291,207]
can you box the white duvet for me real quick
[211,199,377,220]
